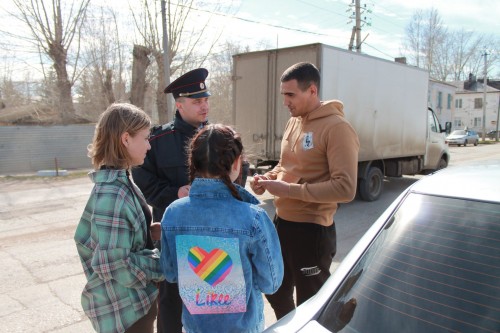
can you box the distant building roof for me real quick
[479,79,500,90]
[429,78,458,89]
[451,74,500,94]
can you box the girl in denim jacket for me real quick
[160,124,284,333]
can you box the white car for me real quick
[445,129,479,146]
[264,162,500,333]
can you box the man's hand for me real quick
[178,185,191,198]
[258,179,290,198]
[249,174,268,195]
[150,222,161,241]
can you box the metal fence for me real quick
[0,125,95,175]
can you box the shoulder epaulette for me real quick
[150,122,175,140]
[150,125,162,134]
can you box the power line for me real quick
[365,0,408,29]
[172,1,331,37]
[294,0,348,19]
[363,42,395,59]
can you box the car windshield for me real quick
[316,193,500,332]
[450,130,466,135]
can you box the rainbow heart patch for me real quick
[188,246,233,287]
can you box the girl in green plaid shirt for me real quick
[75,103,164,333]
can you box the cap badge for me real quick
[200,83,205,89]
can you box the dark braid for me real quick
[188,124,244,200]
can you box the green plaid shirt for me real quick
[74,169,164,333]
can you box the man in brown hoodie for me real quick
[250,62,359,320]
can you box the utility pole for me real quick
[348,0,371,52]
[355,0,361,52]
[481,51,488,141]
[161,0,173,122]
[496,95,500,142]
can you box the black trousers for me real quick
[265,215,337,320]
[157,280,183,333]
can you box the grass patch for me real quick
[0,169,90,182]
[479,140,498,145]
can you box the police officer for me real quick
[132,68,210,333]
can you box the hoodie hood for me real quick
[288,99,346,152]
[305,100,345,121]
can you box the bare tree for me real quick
[444,30,500,81]
[10,0,91,124]
[131,0,231,124]
[403,8,447,78]
[77,5,127,119]
[404,8,500,81]
[130,44,151,110]
[446,29,482,81]
[404,9,425,68]
[206,41,252,126]
[432,33,454,81]
[423,9,447,76]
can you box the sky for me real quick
[0,0,498,81]
[208,0,500,76]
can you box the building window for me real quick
[474,98,483,109]
[455,98,462,108]
[447,94,452,109]
[437,92,442,108]
[474,117,482,127]
[454,118,463,127]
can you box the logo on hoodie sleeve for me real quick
[175,235,246,314]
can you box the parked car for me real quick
[445,129,479,146]
[264,162,500,333]
[487,130,499,140]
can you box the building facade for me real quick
[451,76,500,136]
[428,79,457,130]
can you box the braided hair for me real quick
[188,124,243,200]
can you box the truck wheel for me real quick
[358,167,384,202]
[474,140,478,146]
[438,157,448,170]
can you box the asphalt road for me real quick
[0,142,498,332]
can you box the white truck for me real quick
[231,43,450,201]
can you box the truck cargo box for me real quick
[232,43,428,163]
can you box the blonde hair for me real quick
[88,103,151,169]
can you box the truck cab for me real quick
[356,108,449,201]
[424,108,449,171]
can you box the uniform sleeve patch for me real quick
[176,235,246,315]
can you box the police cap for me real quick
[164,68,211,99]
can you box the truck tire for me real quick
[438,157,448,170]
[358,167,384,202]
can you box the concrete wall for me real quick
[0,125,95,175]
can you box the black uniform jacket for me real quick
[132,111,200,222]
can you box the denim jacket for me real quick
[160,178,284,333]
